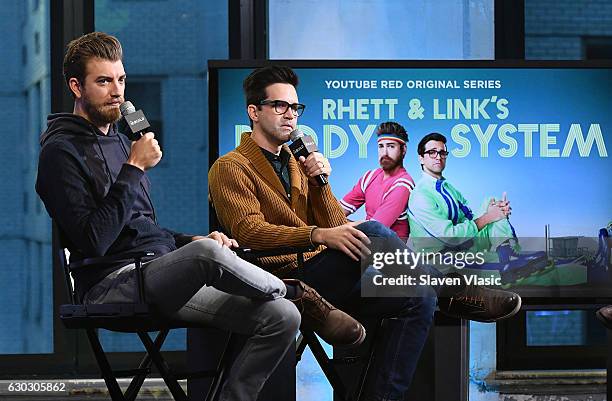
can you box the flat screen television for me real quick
[208,60,612,302]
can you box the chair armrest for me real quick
[235,246,315,259]
[69,251,155,305]
[69,251,156,271]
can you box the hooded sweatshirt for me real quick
[36,113,189,300]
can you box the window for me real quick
[0,0,51,357]
[34,32,40,55]
[124,80,163,147]
[527,310,605,347]
[268,0,494,60]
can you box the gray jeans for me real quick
[84,238,300,401]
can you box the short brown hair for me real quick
[243,65,299,108]
[63,32,123,97]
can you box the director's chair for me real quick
[54,223,236,401]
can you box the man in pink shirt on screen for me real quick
[340,121,415,240]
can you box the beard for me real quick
[82,94,121,127]
[380,156,402,171]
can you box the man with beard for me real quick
[35,32,365,401]
[340,121,414,240]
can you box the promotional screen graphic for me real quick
[211,62,612,297]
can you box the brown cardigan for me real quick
[209,132,348,276]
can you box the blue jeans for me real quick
[84,238,300,401]
[292,221,441,401]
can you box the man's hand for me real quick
[475,199,507,230]
[192,232,238,248]
[126,132,162,171]
[311,222,371,262]
[495,192,512,217]
[485,200,507,223]
[298,152,331,185]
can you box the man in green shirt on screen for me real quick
[407,132,547,281]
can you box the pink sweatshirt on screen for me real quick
[340,167,414,239]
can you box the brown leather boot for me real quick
[283,279,366,348]
[438,273,522,323]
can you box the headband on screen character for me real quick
[377,133,407,145]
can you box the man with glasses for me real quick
[408,133,521,272]
[209,66,522,401]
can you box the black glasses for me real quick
[422,149,449,159]
[259,100,306,117]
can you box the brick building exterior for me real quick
[526,0,612,59]
[0,0,52,354]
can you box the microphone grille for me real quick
[289,129,303,141]
[120,101,136,116]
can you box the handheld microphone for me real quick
[289,129,328,186]
[120,101,151,141]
